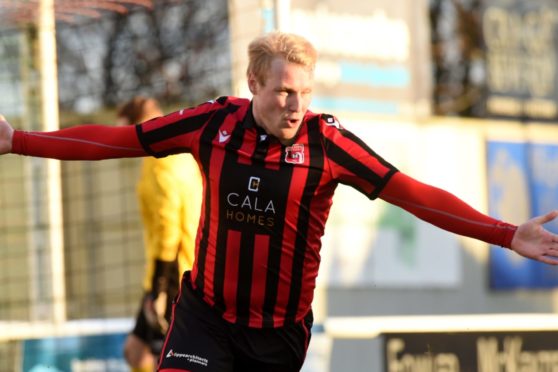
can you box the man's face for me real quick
[249,57,313,145]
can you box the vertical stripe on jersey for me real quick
[261,160,293,328]
[235,231,256,324]
[249,234,270,327]
[193,105,240,301]
[223,229,241,322]
[212,121,246,316]
[284,117,324,324]
[236,129,257,166]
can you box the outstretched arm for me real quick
[380,171,558,264]
[6,118,146,160]
[0,115,14,155]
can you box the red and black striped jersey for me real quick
[11,96,518,327]
[135,96,398,328]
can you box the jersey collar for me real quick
[242,101,269,140]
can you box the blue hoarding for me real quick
[487,140,558,289]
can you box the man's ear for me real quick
[247,73,258,95]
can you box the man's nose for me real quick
[288,94,303,112]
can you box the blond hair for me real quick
[117,96,162,125]
[247,32,317,85]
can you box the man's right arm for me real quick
[0,115,14,155]
[4,119,147,160]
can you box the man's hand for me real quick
[511,210,558,265]
[0,115,14,155]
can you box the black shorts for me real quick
[157,272,313,372]
[132,269,180,355]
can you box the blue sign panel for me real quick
[487,140,558,289]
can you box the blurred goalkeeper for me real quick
[116,97,202,372]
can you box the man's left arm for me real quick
[379,171,558,265]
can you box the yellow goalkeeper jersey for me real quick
[136,153,203,292]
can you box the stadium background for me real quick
[1,0,558,371]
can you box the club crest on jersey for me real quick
[285,144,305,164]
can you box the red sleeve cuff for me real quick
[11,130,25,155]
[500,223,518,249]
